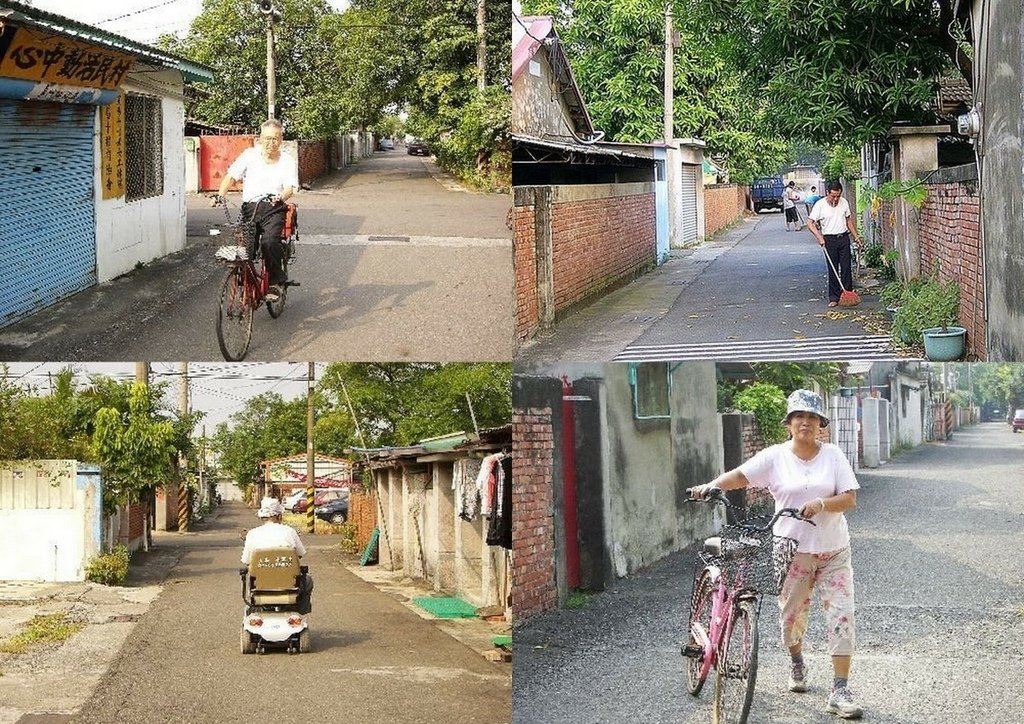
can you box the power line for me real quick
[94,0,183,26]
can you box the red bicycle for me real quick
[682,489,813,724]
[213,195,299,361]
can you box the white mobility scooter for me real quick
[239,547,311,654]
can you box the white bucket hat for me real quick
[256,497,284,518]
[784,389,829,427]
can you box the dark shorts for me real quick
[785,207,799,222]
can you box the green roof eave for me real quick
[0,1,214,82]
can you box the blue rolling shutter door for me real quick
[0,100,96,327]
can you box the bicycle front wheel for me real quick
[266,258,287,319]
[712,600,759,724]
[686,569,715,696]
[216,267,253,361]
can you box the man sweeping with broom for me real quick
[807,180,864,308]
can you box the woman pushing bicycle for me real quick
[213,118,298,302]
[688,389,863,719]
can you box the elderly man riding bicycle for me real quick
[213,118,297,302]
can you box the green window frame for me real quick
[628,362,671,419]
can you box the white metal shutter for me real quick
[680,164,698,244]
[0,100,96,327]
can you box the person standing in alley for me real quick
[807,181,864,308]
[783,180,803,231]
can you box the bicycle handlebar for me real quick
[687,487,816,529]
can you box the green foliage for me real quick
[425,85,510,190]
[821,145,860,181]
[868,180,929,208]
[863,241,884,268]
[334,522,361,552]
[880,279,906,307]
[733,382,788,444]
[967,364,1024,412]
[748,363,840,395]
[565,589,591,610]
[84,545,131,586]
[0,612,84,654]
[891,276,961,346]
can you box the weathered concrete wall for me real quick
[602,363,720,577]
[514,183,656,341]
[571,377,607,591]
[512,45,579,137]
[891,371,925,446]
[978,0,1024,360]
[704,184,747,238]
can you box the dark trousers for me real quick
[297,573,314,614]
[241,200,287,285]
[824,233,853,302]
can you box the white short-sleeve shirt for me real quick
[240,521,306,564]
[227,147,299,203]
[809,197,852,235]
[738,442,859,553]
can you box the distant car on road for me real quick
[289,488,347,514]
[1012,409,1024,432]
[751,176,785,213]
[315,497,349,525]
[379,138,395,151]
[407,138,429,156]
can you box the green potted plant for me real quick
[890,276,965,359]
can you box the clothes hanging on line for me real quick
[486,454,512,549]
[453,458,483,521]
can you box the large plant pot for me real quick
[922,326,966,361]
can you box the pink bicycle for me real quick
[682,489,813,724]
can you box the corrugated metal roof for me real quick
[0,1,214,82]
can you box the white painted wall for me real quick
[0,462,102,582]
[94,67,187,283]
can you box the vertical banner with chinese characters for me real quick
[100,91,126,199]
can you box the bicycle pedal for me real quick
[681,643,702,659]
[285,281,300,287]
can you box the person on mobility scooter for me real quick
[239,497,314,654]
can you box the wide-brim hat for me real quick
[784,389,829,427]
[256,497,284,518]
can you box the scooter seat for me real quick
[253,591,299,606]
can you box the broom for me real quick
[821,244,861,307]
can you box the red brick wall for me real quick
[511,406,556,621]
[297,141,328,186]
[514,204,539,340]
[918,180,985,358]
[704,184,747,237]
[349,490,378,550]
[550,193,655,311]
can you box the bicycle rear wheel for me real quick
[685,569,715,696]
[713,600,758,724]
[216,267,253,361]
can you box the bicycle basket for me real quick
[713,525,798,596]
[215,245,248,262]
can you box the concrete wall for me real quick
[94,68,186,283]
[601,362,720,577]
[0,462,102,582]
[704,184,747,238]
[513,183,657,340]
[512,45,579,137]
[891,371,925,446]
[977,0,1024,360]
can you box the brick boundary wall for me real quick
[704,184,747,238]
[514,183,656,341]
[297,140,328,186]
[511,406,557,621]
[348,490,378,550]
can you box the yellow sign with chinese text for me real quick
[0,25,134,90]
[100,91,126,199]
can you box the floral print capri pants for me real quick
[777,546,856,656]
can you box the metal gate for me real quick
[680,164,699,244]
[0,100,96,327]
[829,394,860,472]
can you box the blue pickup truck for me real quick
[751,176,785,213]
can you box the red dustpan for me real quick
[821,246,861,306]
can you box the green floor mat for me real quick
[492,634,512,648]
[412,596,477,619]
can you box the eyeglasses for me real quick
[259,137,282,145]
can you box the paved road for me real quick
[517,214,899,368]
[45,503,510,724]
[513,423,1024,723]
[0,153,511,362]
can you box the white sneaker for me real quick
[788,661,807,693]
[826,686,863,719]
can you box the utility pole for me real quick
[135,362,149,385]
[476,0,487,92]
[259,1,281,119]
[178,362,190,532]
[306,362,315,534]
[663,2,674,143]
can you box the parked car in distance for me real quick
[283,489,306,512]
[315,497,349,526]
[407,138,429,156]
[1012,409,1024,432]
[289,488,348,514]
[379,137,394,151]
[750,176,785,213]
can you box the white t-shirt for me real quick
[738,442,859,553]
[227,147,299,203]
[240,521,306,564]
[782,187,800,209]
[809,197,852,235]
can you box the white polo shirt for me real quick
[738,442,860,553]
[227,147,299,203]
[240,521,306,564]
[809,197,853,235]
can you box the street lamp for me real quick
[258,1,283,119]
